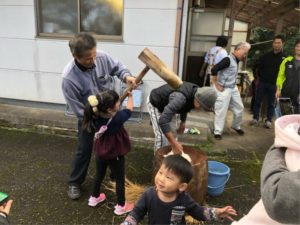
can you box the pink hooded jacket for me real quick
[232,115,300,225]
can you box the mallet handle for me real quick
[119,66,150,102]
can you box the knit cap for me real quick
[194,87,217,112]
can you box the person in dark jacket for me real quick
[251,35,286,128]
[147,82,217,154]
[276,38,300,114]
[62,32,136,200]
[0,199,13,225]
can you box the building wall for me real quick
[224,18,249,52]
[0,0,180,111]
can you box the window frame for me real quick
[34,0,124,41]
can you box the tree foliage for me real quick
[247,27,300,71]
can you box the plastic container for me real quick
[207,161,230,196]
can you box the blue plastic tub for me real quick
[207,161,230,196]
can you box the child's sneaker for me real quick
[114,202,134,215]
[88,193,106,207]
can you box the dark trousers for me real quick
[289,95,300,114]
[202,73,211,87]
[294,105,300,114]
[250,79,257,112]
[92,156,125,206]
[69,120,94,187]
[253,81,276,122]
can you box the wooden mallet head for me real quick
[138,48,183,89]
[120,48,183,102]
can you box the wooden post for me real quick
[227,0,237,53]
[173,0,184,74]
[242,27,252,71]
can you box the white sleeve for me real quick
[215,49,228,64]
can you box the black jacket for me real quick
[258,51,286,84]
[149,82,198,114]
[281,59,300,105]
[149,82,199,133]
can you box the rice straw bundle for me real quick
[105,177,146,203]
[185,215,205,224]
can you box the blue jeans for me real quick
[253,81,276,122]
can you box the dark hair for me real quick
[69,32,97,58]
[162,154,193,183]
[294,38,300,46]
[273,34,285,43]
[82,90,119,132]
[216,36,228,47]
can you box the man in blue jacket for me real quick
[62,32,136,200]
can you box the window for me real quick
[35,0,123,40]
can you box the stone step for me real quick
[0,103,210,147]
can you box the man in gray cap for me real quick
[147,82,217,154]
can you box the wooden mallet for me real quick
[120,48,183,101]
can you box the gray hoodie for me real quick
[261,115,300,224]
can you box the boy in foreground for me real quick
[121,155,237,225]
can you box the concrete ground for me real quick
[0,102,275,224]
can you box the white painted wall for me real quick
[0,0,180,111]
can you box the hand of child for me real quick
[0,199,13,216]
[215,206,237,221]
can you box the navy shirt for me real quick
[127,187,214,224]
[95,109,131,135]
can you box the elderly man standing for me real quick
[211,42,251,139]
[62,32,136,200]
